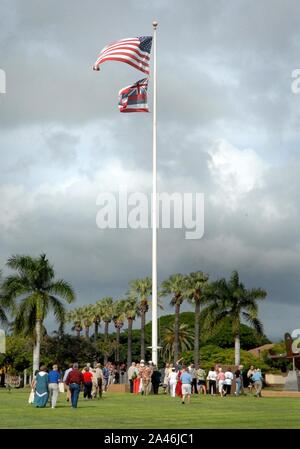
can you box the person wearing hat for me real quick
[127,362,138,394]
[141,361,153,395]
[151,364,161,395]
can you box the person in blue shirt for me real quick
[102,364,110,392]
[48,364,61,408]
[252,368,263,397]
[180,367,192,404]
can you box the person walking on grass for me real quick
[217,367,226,397]
[196,366,207,395]
[235,367,242,396]
[223,368,234,396]
[239,365,245,394]
[247,365,255,393]
[93,363,104,399]
[102,363,110,392]
[188,364,198,394]
[128,362,137,394]
[48,364,61,409]
[33,366,49,408]
[180,366,192,404]
[66,363,84,409]
[83,366,93,399]
[63,363,73,404]
[207,366,217,396]
[162,363,170,394]
[168,367,178,398]
[151,365,161,395]
[252,368,263,398]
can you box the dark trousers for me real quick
[97,378,102,398]
[191,378,198,394]
[84,382,93,398]
[209,380,217,395]
[152,382,159,395]
[129,379,134,393]
[224,384,231,396]
[69,383,80,408]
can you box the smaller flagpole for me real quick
[151,20,158,366]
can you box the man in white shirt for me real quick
[168,368,178,397]
[207,367,217,395]
[224,368,234,396]
[63,363,73,404]
[127,362,138,393]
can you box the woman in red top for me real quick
[83,367,93,399]
[175,370,183,398]
[133,363,141,394]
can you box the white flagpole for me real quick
[151,20,158,366]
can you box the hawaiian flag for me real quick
[118,78,149,113]
[93,36,152,75]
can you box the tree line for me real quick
[0,254,267,372]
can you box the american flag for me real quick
[118,78,149,113]
[93,36,152,75]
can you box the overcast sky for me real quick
[1,0,300,341]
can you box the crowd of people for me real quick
[127,360,264,402]
[29,360,264,409]
[30,361,123,409]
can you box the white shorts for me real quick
[218,381,224,392]
[182,384,191,395]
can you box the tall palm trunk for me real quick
[58,321,64,338]
[194,300,200,367]
[140,311,146,360]
[116,327,120,362]
[104,321,109,364]
[173,303,180,363]
[33,319,41,374]
[94,321,99,342]
[234,334,240,365]
[104,321,109,340]
[127,318,133,366]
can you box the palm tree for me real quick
[2,254,75,373]
[186,271,209,367]
[81,305,93,339]
[202,271,267,365]
[162,324,194,362]
[0,300,8,326]
[67,308,83,337]
[160,273,187,363]
[113,300,126,363]
[91,302,102,342]
[123,295,138,366]
[129,277,152,360]
[99,297,114,364]
[99,297,114,340]
[0,271,11,325]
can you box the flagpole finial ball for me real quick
[152,21,158,29]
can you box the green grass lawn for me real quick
[0,388,299,429]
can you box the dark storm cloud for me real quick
[1,0,300,339]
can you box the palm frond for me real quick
[48,280,75,303]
